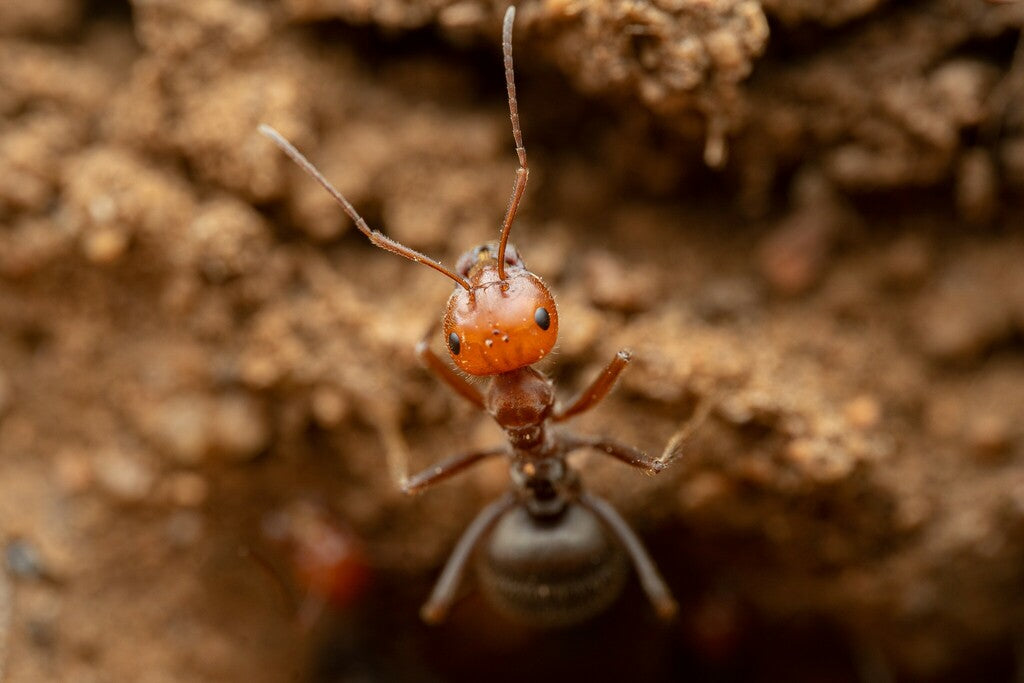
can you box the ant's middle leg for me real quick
[552,349,632,422]
[562,394,716,473]
[415,340,485,411]
[402,446,508,495]
[366,401,501,493]
[561,434,666,474]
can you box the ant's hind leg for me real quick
[420,494,516,624]
[552,350,632,422]
[415,340,485,411]
[579,492,678,621]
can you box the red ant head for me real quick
[259,7,548,379]
[443,243,558,376]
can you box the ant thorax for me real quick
[486,367,554,441]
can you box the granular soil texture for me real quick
[1,1,1024,681]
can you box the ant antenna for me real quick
[496,5,529,281]
[258,124,472,290]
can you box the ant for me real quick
[260,500,371,628]
[260,6,692,627]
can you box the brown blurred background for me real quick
[1,0,1024,681]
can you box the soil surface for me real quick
[2,1,1024,681]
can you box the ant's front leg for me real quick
[402,446,508,495]
[552,350,632,422]
[415,340,485,411]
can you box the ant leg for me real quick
[415,340,485,411]
[562,394,716,472]
[420,493,516,624]
[562,435,665,474]
[297,595,327,632]
[656,395,715,467]
[552,350,631,422]
[579,492,678,621]
[403,446,508,495]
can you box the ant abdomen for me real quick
[476,504,628,628]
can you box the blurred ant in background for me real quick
[261,6,703,627]
[260,500,371,629]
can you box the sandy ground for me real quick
[1,0,1024,681]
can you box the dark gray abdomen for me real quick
[476,503,627,627]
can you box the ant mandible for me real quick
[260,6,686,627]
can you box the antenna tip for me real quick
[503,6,515,30]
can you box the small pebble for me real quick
[240,355,280,389]
[843,395,882,430]
[582,251,658,313]
[955,148,998,226]
[81,227,129,264]
[883,234,931,286]
[438,2,488,30]
[164,511,204,548]
[148,396,209,465]
[28,617,57,649]
[53,450,94,494]
[896,496,932,532]
[311,386,349,428]
[166,472,209,507]
[693,277,762,322]
[190,197,271,281]
[679,472,731,511]
[784,437,854,483]
[87,195,117,223]
[160,275,201,315]
[929,59,997,128]
[5,539,47,581]
[925,395,963,438]
[733,455,776,487]
[966,413,1013,460]
[914,285,1011,362]
[704,29,744,73]
[757,211,834,296]
[211,393,269,460]
[94,449,156,503]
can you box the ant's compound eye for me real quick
[448,332,461,355]
[534,307,551,331]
